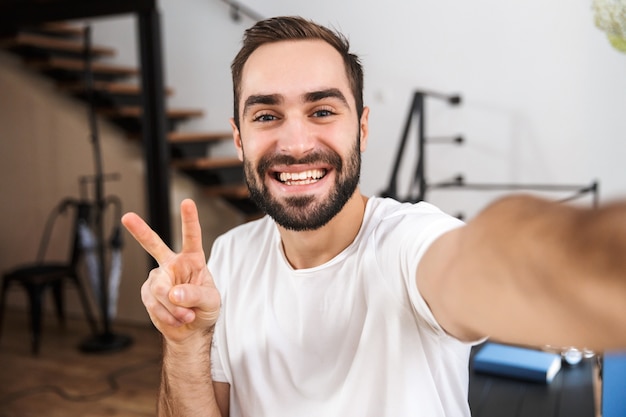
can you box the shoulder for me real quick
[210,215,276,253]
[361,197,464,282]
[365,197,464,239]
[207,215,278,286]
[368,196,458,218]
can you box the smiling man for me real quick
[235,40,366,236]
[122,16,626,417]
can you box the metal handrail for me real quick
[380,90,599,209]
[220,0,264,22]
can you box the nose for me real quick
[276,116,315,157]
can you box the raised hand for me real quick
[121,199,221,345]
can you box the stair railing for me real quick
[381,89,599,215]
[381,90,462,203]
[220,0,264,22]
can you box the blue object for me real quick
[602,351,626,417]
[473,342,562,384]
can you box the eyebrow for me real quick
[242,88,350,118]
[242,94,283,118]
[304,88,349,107]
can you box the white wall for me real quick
[90,0,626,218]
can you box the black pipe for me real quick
[138,7,172,250]
[381,92,421,199]
[414,93,426,202]
[79,25,132,353]
[84,26,108,336]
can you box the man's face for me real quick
[231,40,369,231]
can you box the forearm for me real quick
[471,195,626,349]
[428,194,626,351]
[158,330,223,417]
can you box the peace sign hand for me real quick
[121,199,221,345]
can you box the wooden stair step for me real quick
[59,80,174,96]
[0,32,115,57]
[203,183,250,199]
[27,56,139,77]
[168,131,232,144]
[99,106,204,119]
[204,185,262,221]
[171,156,242,170]
[36,22,86,37]
[3,21,258,218]
[127,130,229,143]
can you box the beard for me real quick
[243,136,361,231]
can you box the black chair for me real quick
[0,198,99,354]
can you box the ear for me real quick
[359,106,370,153]
[230,118,244,161]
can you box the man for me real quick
[122,16,626,417]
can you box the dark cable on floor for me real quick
[0,356,161,407]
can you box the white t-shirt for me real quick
[208,197,471,417]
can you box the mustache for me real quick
[256,150,343,176]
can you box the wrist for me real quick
[164,328,213,358]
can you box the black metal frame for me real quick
[381,90,599,209]
[381,90,462,202]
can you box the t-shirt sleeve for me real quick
[406,217,464,335]
[208,237,229,383]
[374,202,464,336]
[210,331,228,383]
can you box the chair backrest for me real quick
[36,197,122,272]
[36,198,92,269]
[69,201,93,269]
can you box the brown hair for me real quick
[231,16,364,128]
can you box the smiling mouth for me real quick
[275,169,327,185]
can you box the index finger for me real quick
[180,199,204,254]
[121,212,175,265]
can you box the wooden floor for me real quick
[0,308,162,416]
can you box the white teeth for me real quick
[278,169,325,184]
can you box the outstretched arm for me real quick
[122,199,228,417]
[418,194,626,351]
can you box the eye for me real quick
[311,108,335,118]
[252,112,278,122]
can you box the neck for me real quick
[278,191,368,269]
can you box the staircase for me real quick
[0,21,261,220]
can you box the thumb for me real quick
[169,283,221,318]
